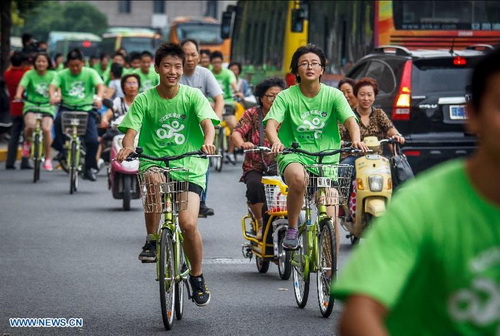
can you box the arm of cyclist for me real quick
[265,119,284,153]
[48,84,61,105]
[386,127,405,144]
[14,84,25,102]
[231,131,254,150]
[344,117,369,152]
[100,109,113,128]
[116,129,138,162]
[200,119,216,155]
[93,83,106,109]
[339,295,388,336]
[213,94,224,120]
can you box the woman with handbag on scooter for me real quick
[231,77,286,240]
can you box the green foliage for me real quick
[16,1,108,41]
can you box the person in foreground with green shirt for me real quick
[265,44,367,250]
[332,47,500,336]
[116,43,219,307]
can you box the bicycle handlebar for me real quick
[243,146,272,154]
[282,143,361,157]
[126,146,221,163]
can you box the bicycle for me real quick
[240,146,292,279]
[61,111,89,194]
[130,147,219,330]
[30,112,44,183]
[212,121,229,172]
[282,143,358,317]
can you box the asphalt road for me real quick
[0,159,355,336]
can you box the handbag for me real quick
[390,143,414,188]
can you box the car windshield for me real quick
[177,23,222,45]
[412,57,480,94]
[121,37,162,54]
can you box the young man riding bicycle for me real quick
[117,42,219,306]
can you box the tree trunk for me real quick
[1,0,12,75]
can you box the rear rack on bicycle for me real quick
[137,166,190,213]
[305,164,353,206]
[262,176,288,215]
[61,111,89,136]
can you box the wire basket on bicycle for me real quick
[262,176,288,215]
[61,111,89,136]
[137,166,190,213]
[304,164,353,206]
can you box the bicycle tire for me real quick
[292,229,309,308]
[69,141,78,194]
[159,229,175,330]
[122,175,132,211]
[215,128,224,172]
[33,133,41,183]
[277,230,292,280]
[175,247,186,320]
[317,219,336,318]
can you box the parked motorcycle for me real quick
[340,136,398,244]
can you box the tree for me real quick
[19,1,108,41]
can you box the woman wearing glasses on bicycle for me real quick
[264,44,368,250]
[231,77,286,240]
[14,52,57,171]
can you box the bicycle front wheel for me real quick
[292,229,309,308]
[277,229,291,280]
[69,141,78,194]
[317,219,337,318]
[175,246,186,320]
[33,133,41,183]
[159,229,176,330]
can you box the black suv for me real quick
[346,45,492,175]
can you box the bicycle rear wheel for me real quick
[317,219,337,318]
[33,133,41,183]
[277,230,292,280]
[175,246,186,320]
[214,128,224,172]
[292,230,309,308]
[159,229,175,330]
[69,141,78,194]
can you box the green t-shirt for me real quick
[212,68,236,101]
[332,159,500,335]
[51,67,103,112]
[118,85,220,190]
[93,64,109,80]
[134,68,159,92]
[263,84,355,174]
[19,70,57,116]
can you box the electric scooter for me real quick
[340,136,398,244]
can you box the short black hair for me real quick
[210,51,224,62]
[99,53,110,61]
[67,48,84,62]
[110,62,123,78]
[121,73,141,92]
[154,42,185,67]
[290,44,326,83]
[180,39,199,52]
[254,77,287,105]
[10,51,26,67]
[21,33,34,46]
[470,47,500,112]
[129,51,141,62]
[200,49,211,57]
[228,61,242,74]
[337,77,355,90]
[140,50,153,59]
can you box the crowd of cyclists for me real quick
[3,33,500,334]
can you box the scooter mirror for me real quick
[103,98,114,110]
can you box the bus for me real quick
[48,31,102,60]
[100,27,163,55]
[167,16,231,60]
[223,0,500,86]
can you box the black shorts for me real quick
[187,182,203,197]
[24,111,54,119]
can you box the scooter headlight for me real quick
[368,175,383,192]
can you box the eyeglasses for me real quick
[125,82,139,87]
[264,94,277,101]
[298,62,322,69]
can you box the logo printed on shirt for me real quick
[35,83,49,98]
[297,110,328,139]
[68,81,85,99]
[156,113,186,145]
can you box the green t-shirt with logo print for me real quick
[134,68,159,92]
[19,70,57,116]
[332,160,500,335]
[118,85,220,190]
[51,67,103,111]
[263,83,355,174]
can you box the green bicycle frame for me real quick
[66,125,81,173]
[30,116,44,160]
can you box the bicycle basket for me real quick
[262,176,288,214]
[137,166,190,213]
[304,164,353,206]
[61,111,89,136]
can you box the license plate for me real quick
[450,105,466,120]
